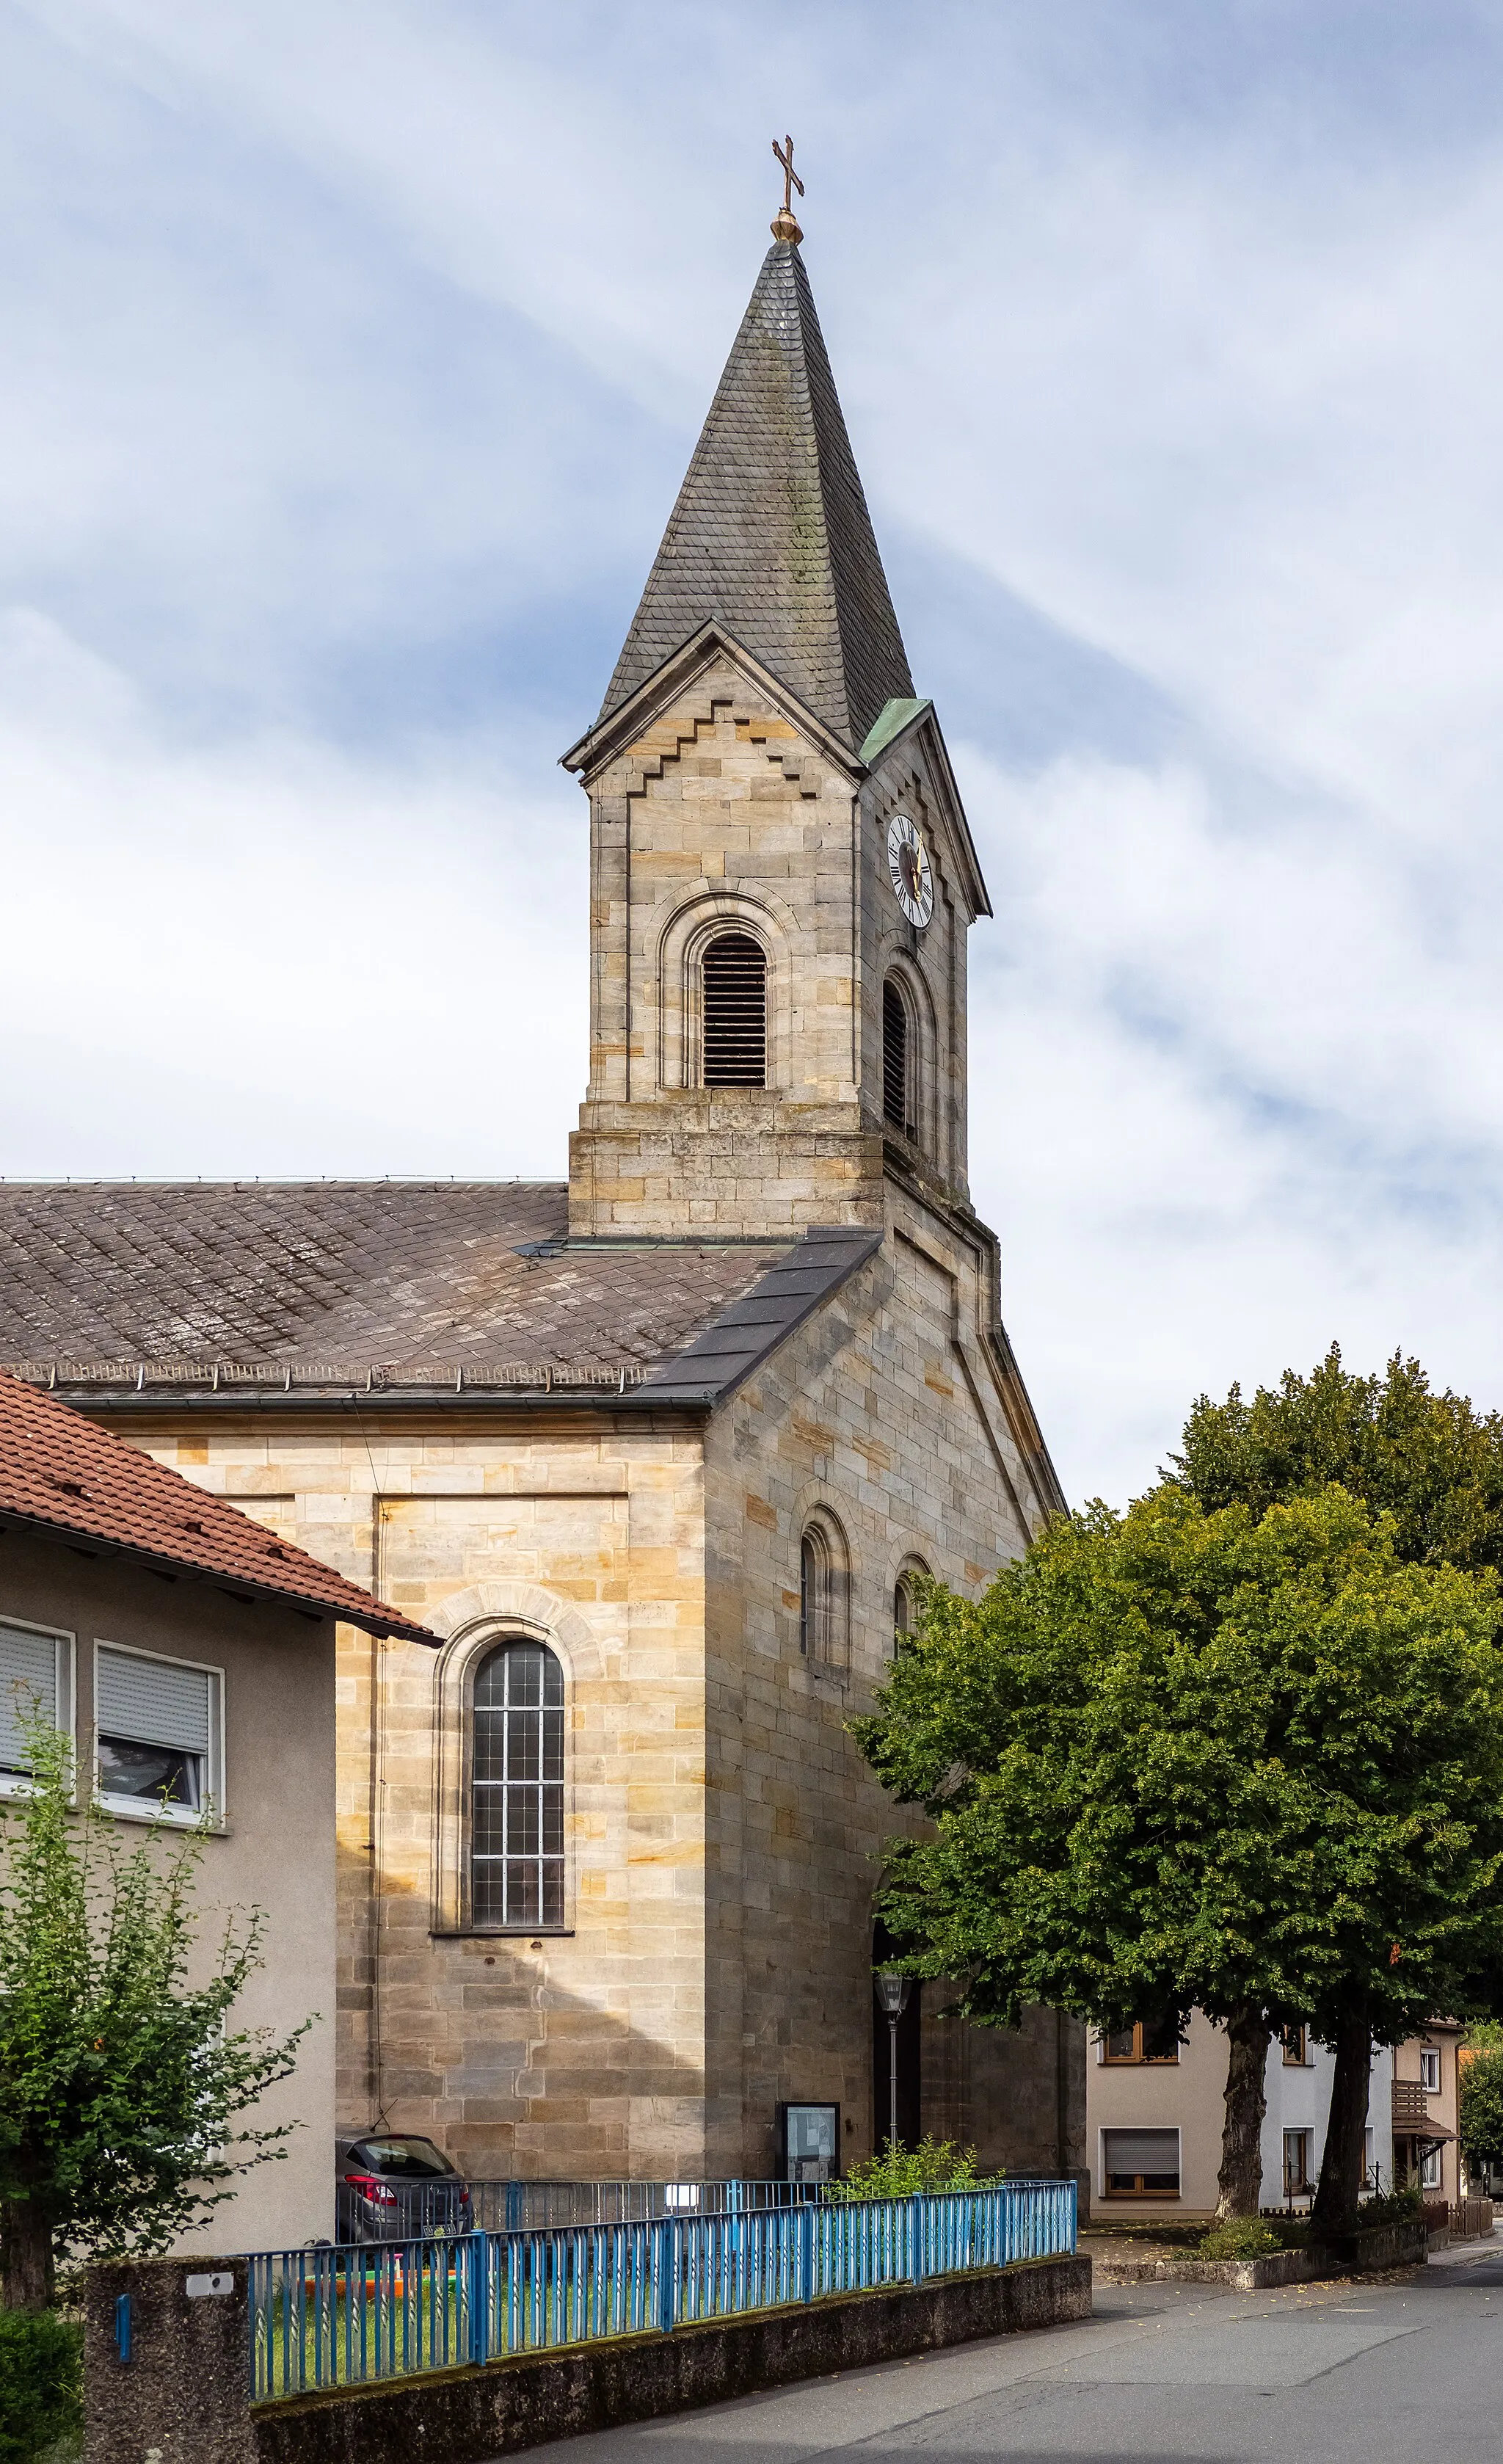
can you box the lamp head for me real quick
[874,1969,911,2018]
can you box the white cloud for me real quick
[0,611,587,1174]
[3,0,1503,1500]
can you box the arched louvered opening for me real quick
[702,932,767,1088]
[882,978,912,1134]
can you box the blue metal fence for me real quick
[250,2178,1076,2402]
[336,2173,818,2244]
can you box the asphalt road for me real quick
[539,2242,1503,2464]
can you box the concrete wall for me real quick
[0,1524,335,2250]
[84,2249,1091,2464]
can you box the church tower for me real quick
[564,200,991,1241]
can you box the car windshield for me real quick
[352,2137,454,2178]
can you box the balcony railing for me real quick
[1393,2080,1431,2131]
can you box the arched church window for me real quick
[892,1560,931,1655]
[798,1518,848,1669]
[470,1639,564,1928]
[702,933,767,1088]
[882,978,913,1135]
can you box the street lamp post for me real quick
[874,1970,911,2153]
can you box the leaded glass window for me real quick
[471,1640,564,1928]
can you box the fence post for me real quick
[799,2201,815,2303]
[467,2234,490,2366]
[655,2221,678,2334]
[910,2193,924,2285]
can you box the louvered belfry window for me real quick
[471,1640,564,1928]
[882,978,911,1133]
[702,932,767,1088]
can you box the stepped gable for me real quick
[599,238,914,751]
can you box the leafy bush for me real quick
[1357,2184,1422,2225]
[826,2136,1004,2201]
[0,2311,81,2464]
[1193,2219,1279,2260]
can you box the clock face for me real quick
[887,813,934,928]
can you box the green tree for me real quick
[1460,2046,1503,2176]
[1171,1345,1503,2226]
[0,1717,313,2311]
[1173,1344,1503,1576]
[854,1486,1503,2230]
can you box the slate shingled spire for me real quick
[599,239,915,752]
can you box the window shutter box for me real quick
[95,1649,211,1753]
[0,1625,57,1769]
[1103,2130,1179,2176]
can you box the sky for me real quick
[5,0,1503,1505]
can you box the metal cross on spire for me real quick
[771,135,804,244]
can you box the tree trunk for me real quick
[1216,2002,1272,2220]
[1311,2009,1372,2239]
[1,2194,55,2312]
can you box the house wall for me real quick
[1087,2017,1397,2219]
[0,1524,335,2252]
[1396,2025,1463,2203]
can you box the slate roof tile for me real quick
[0,1183,783,1380]
[599,241,914,751]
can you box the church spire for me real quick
[598,208,914,753]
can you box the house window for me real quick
[1283,2129,1313,2195]
[1420,2047,1441,2094]
[1102,2016,1180,2064]
[702,933,766,1088]
[0,1618,73,1789]
[94,1643,220,1822]
[1102,2129,1179,2198]
[881,978,912,1134]
[1282,2026,1309,2066]
[1420,2145,1443,2190]
[471,1640,564,1929]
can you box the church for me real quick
[0,183,1084,2192]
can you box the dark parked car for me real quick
[335,2133,474,2243]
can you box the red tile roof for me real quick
[0,1370,437,1644]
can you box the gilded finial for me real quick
[771,134,804,244]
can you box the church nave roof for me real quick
[0,1179,878,1408]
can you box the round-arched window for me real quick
[470,1640,564,1929]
